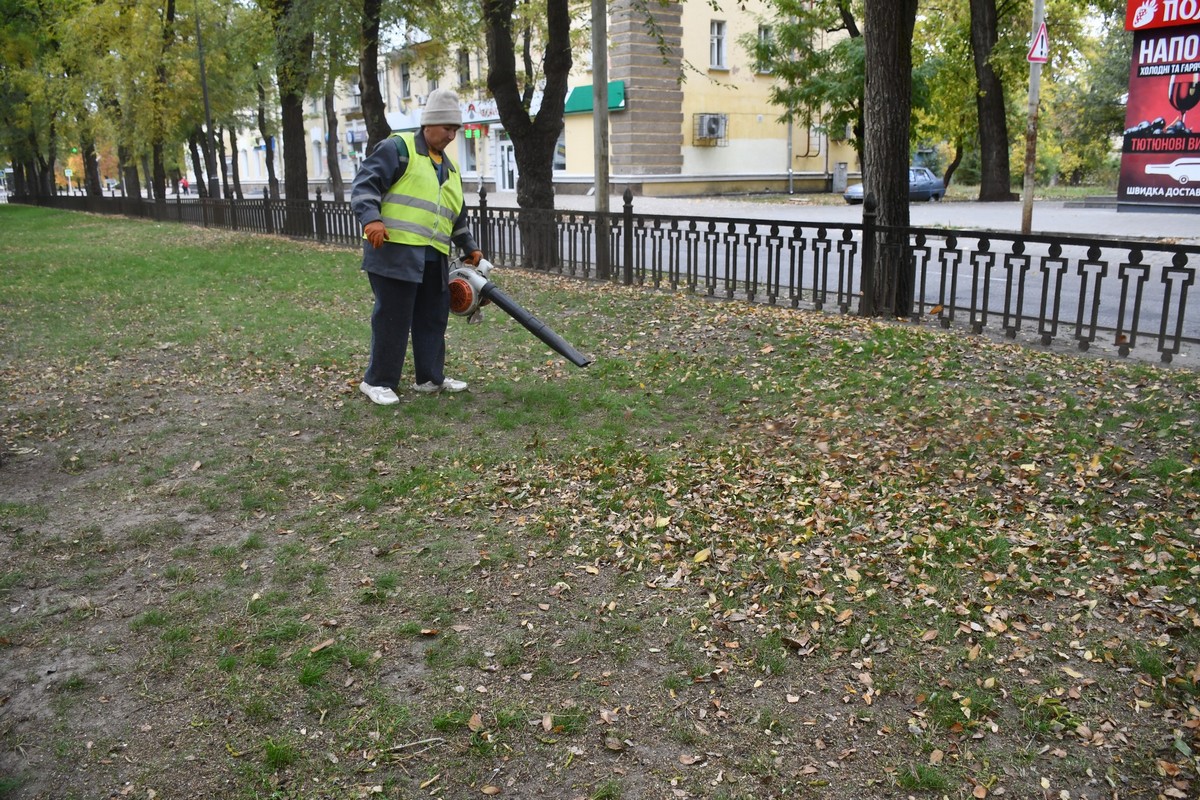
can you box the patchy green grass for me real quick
[0,204,1197,800]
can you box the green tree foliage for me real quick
[914,3,978,184]
[1021,6,1130,185]
[751,0,1132,195]
[744,0,867,159]
[1,0,79,194]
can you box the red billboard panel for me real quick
[1126,0,1200,31]
[1118,22,1200,208]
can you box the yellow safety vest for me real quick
[376,132,464,255]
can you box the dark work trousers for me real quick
[363,261,449,390]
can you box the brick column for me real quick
[609,0,684,176]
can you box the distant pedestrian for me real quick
[350,88,484,406]
[181,177,189,195]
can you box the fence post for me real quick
[229,193,237,231]
[315,189,325,242]
[622,188,634,286]
[263,188,273,235]
[858,193,877,316]
[176,193,183,222]
[477,185,490,258]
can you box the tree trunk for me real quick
[359,0,390,151]
[861,0,918,318]
[217,125,230,198]
[39,124,57,196]
[257,78,281,201]
[120,144,141,200]
[141,155,153,198]
[278,89,310,207]
[14,161,33,197]
[969,0,1017,201]
[265,0,314,228]
[324,85,345,201]
[153,143,167,202]
[482,0,571,269]
[202,126,220,198]
[152,0,175,204]
[944,139,964,188]
[188,128,208,197]
[229,126,244,200]
[83,138,102,197]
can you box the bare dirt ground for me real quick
[2,240,1199,800]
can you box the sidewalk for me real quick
[481,190,1200,246]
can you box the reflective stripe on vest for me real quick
[376,132,464,255]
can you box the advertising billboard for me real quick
[1118,2,1200,210]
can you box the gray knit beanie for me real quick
[421,89,462,127]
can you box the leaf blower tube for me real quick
[448,260,593,368]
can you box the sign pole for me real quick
[1020,1,1047,234]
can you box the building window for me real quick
[463,137,477,172]
[400,64,411,98]
[756,25,773,73]
[458,49,471,88]
[553,131,565,171]
[428,73,439,92]
[710,20,727,69]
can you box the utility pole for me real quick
[591,0,611,279]
[1020,0,1047,234]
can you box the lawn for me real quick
[0,204,1197,800]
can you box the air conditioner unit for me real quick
[414,94,427,106]
[698,113,726,139]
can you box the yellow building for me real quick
[557,0,859,197]
[264,0,859,200]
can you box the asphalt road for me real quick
[483,191,1200,246]
[482,190,1199,367]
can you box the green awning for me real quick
[563,81,626,115]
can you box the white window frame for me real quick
[458,49,471,88]
[756,25,773,73]
[710,20,727,70]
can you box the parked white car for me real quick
[1145,157,1200,185]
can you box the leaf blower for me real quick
[447,258,593,368]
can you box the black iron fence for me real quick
[12,188,1198,365]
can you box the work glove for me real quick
[364,221,388,249]
[463,250,483,267]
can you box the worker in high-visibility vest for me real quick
[351,88,484,406]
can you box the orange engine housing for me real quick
[448,277,476,315]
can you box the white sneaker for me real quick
[413,377,468,394]
[359,382,400,405]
